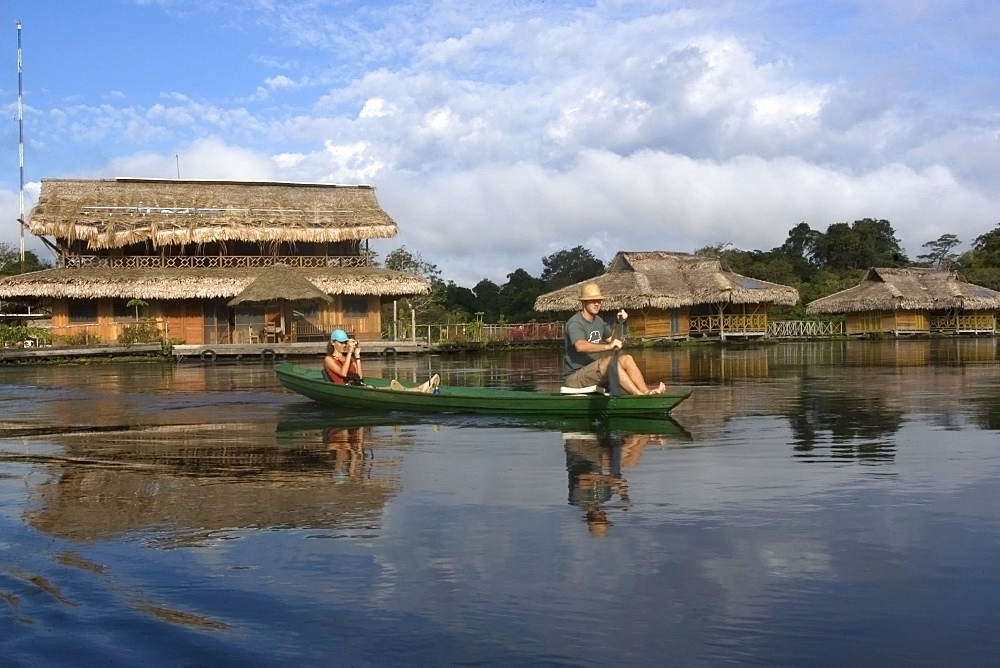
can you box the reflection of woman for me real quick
[323,426,367,480]
[323,329,364,385]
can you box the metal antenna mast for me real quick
[17,21,25,267]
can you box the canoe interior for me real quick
[274,363,691,418]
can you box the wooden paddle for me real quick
[605,309,629,396]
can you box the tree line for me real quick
[382,218,1000,323]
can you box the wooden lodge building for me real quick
[534,251,799,340]
[0,178,430,345]
[806,267,1000,336]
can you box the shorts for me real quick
[564,360,605,388]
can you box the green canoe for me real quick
[275,363,692,418]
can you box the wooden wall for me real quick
[846,310,931,335]
[627,308,689,339]
[51,294,385,345]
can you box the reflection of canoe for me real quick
[275,364,692,418]
[274,383,692,438]
[276,404,691,440]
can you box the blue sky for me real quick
[2,0,999,286]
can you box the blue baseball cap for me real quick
[331,329,349,343]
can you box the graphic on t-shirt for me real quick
[588,331,603,343]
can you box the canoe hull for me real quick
[275,364,691,418]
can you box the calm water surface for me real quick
[2,339,1000,665]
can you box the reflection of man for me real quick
[323,427,368,481]
[564,430,666,537]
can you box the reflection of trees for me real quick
[966,396,1000,431]
[788,384,901,463]
[23,422,401,544]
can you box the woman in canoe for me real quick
[324,329,439,392]
[323,329,365,385]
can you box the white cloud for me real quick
[8,0,1000,288]
[264,74,299,90]
[102,137,277,181]
[359,97,392,118]
[375,149,1000,286]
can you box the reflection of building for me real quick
[25,423,401,543]
[0,178,429,345]
[535,251,799,341]
[807,267,1000,336]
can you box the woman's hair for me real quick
[326,340,336,355]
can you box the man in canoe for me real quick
[563,283,666,395]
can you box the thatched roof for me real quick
[806,267,1000,314]
[227,265,334,306]
[534,251,800,311]
[26,178,399,250]
[0,266,429,300]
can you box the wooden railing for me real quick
[768,320,844,338]
[61,254,373,269]
[409,322,564,344]
[689,313,768,335]
[929,315,996,333]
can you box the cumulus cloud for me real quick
[7,0,1000,286]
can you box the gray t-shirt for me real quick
[563,312,611,377]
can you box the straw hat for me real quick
[579,282,604,301]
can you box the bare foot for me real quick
[647,382,666,395]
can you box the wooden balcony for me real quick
[60,254,374,269]
[689,314,768,339]
[929,314,996,334]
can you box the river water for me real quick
[2,339,999,665]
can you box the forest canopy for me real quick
[378,219,1000,323]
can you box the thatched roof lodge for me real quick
[535,251,799,340]
[0,178,430,345]
[25,177,399,249]
[806,267,1000,335]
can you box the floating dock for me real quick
[171,339,431,361]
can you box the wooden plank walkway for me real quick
[0,343,163,362]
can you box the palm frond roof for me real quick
[0,266,429,300]
[26,178,398,249]
[534,251,799,311]
[806,267,1000,313]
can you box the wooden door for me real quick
[162,302,205,345]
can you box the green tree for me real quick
[540,246,605,290]
[917,234,961,269]
[472,279,502,321]
[498,268,545,322]
[778,222,820,281]
[959,224,1000,290]
[383,246,443,283]
[965,225,1000,267]
[798,269,865,306]
[0,245,50,276]
[443,282,476,319]
[780,222,819,261]
[812,218,906,271]
[380,246,448,326]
